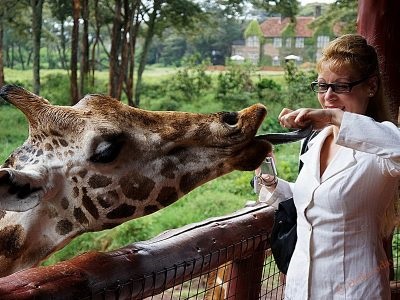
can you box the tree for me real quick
[31,0,44,94]
[80,0,89,97]
[310,0,357,34]
[48,0,72,70]
[135,0,205,106]
[108,0,141,102]
[250,0,300,21]
[70,0,80,104]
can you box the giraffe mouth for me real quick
[255,126,313,145]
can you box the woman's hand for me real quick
[278,108,344,130]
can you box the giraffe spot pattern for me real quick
[119,174,155,201]
[78,169,88,178]
[106,204,136,219]
[161,159,178,179]
[180,168,211,194]
[74,207,89,225]
[73,187,79,198]
[61,197,69,209]
[36,149,43,157]
[102,223,117,230]
[88,174,112,189]
[49,129,63,137]
[82,187,99,219]
[45,143,53,151]
[144,205,158,215]
[59,139,68,147]
[52,139,60,148]
[156,186,178,207]
[55,219,73,235]
[0,225,24,258]
[97,190,118,208]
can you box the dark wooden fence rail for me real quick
[0,204,275,300]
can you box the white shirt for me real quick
[260,112,400,299]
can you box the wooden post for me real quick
[226,241,266,299]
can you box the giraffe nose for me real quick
[221,112,238,126]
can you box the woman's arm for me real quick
[336,112,400,176]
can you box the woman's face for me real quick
[316,62,377,115]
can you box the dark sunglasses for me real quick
[310,76,371,94]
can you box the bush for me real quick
[164,58,212,104]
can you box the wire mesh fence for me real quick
[78,233,284,300]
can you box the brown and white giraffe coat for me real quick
[0,85,272,276]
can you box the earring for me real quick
[369,92,374,97]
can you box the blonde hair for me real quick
[317,34,392,123]
[318,34,399,237]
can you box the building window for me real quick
[285,38,292,48]
[295,37,304,48]
[317,35,330,48]
[273,37,282,48]
[247,36,259,47]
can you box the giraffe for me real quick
[0,84,275,277]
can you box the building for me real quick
[232,10,332,66]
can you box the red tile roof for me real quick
[259,17,314,38]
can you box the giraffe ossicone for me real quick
[0,85,272,277]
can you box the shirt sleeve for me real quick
[336,111,400,176]
[258,178,294,208]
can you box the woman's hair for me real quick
[316,34,392,123]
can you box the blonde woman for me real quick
[259,34,400,299]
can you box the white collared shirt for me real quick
[260,112,400,299]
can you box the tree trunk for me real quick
[91,0,100,86]
[109,0,123,99]
[126,10,140,107]
[358,0,400,124]
[0,22,4,88]
[60,18,67,70]
[70,0,80,104]
[80,0,89,97]
[31,0,44,95]
[134,0,163,107]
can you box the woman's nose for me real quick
[324,86,337,100]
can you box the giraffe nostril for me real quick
[221,112,238,126]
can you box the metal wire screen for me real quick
[78,233,284,300]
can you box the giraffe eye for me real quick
[89,135,125,163]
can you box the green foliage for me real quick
[310,0,357,35]
[0,106,28,161]
[281,22,296,38]
[164,57,212,104]
[215,62,257,110]
[283,60,318,108]
[244,20,264,38]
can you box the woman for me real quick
[257,34,400,299]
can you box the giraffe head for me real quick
[0,85,272,276]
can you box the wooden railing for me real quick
[0,204,276,299]
[0,202,399,299]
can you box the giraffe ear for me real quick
[0,168,46,212]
